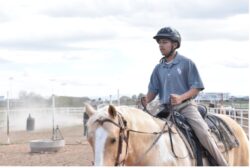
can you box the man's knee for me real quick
[195,128,214,144]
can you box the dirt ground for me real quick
[0,125,93,166]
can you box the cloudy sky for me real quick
[0,0,249,99]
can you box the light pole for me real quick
[49,78,56,95]
[117,89,120,106]
[6,91,10,144]
[6,77,13,145]
[109,95,112,104]
[52,94,56,140]
[61,82,67,97]
[49,78,56,140]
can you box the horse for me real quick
[84,103,249,166]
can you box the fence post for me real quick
[240,110,243,127]
[233,109,236,120]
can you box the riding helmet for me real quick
[153,27,181,48]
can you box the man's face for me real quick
[157,39,176,56]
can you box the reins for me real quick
[141,100,189,160]
[134,120,169,165]
[94,111,181,166]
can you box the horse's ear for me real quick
[108,105,117,118]
[84,103,96,117]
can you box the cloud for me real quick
[178,14,249,41]
[0,0,248,97]
[0,58,12,64]
[219,58,249,69]
[0,0,248,53]
[41,0,250,42]
[220,61,249,69]
[170,0,248,19]
[0,3,14,23]
[0,17,118,51]
[44,0,248,19]
[0,11,10,22]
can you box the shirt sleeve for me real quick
[188,60,205,91]
[148,65,160,94]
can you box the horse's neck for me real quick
[121,108,192,166]
[122,109,172,165]
[124,109,163,132]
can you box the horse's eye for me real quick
[110,138,116,144]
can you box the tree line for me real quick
[0,91,146,109]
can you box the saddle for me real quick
[157,104,239,166]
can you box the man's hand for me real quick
[170,94,184,105]
[140,92,157,110]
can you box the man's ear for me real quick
[84,103,96,117]
[108,105,117,118]
[173,42,178,49]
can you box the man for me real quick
[83,111,89,136]
[142,27,227,166]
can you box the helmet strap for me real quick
[159,41,177,63]
[159,47,175,63]
[165,45,175,59]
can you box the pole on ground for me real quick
[52,94,55,140]
[6,91,10,144]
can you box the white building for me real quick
[196,92,230,102]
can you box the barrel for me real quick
[26,114,35,131]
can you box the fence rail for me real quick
[1,107,249,136]
[0,107,84,131]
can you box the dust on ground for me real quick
[0,125,93,166]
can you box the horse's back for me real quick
[215,114,249,166]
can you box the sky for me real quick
[0,0,249,99]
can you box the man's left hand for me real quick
[170,94,184,105]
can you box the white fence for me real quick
[209,107,249,136]
[1,107,249,136]
[0,107,84,131]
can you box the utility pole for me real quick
[109,95,112,104]
[117,89,120,106]
[221,93,224,106]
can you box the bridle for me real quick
[94,112,180,166]
[95,113,129,166]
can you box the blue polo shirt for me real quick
[148,53,204,104]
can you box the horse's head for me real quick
[85,103,128,166]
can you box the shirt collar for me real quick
[171,52,181,65]
[162,52,181,68]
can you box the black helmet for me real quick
[153,27,181,48]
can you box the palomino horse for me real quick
[85,104,249,166]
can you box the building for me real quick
[196,92,230,102]
[0,96,4,101]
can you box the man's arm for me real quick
[141,92,157,107]
[170,88,200,105]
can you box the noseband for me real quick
[95,113,129,166]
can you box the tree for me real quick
[18,91,48,107]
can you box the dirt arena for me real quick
[0,125,93,166]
